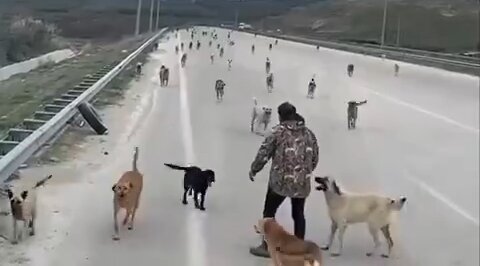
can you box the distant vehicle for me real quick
[238,22,252,30]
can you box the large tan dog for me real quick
[315,176,407,258]
[112,147,143,240]
[255,218,322,266]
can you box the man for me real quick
[249,102,319,258]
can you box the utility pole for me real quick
[135,0,142,36]
[380,0,388,47]
[396,16,401,47]
[149,0,154,32]
[155,0,160,31]
[235,9,239,29]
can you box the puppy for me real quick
[164,163,215,211]
[315,176,407,258]
[6,174,53,244]
[254,218,323,266]
[251,97,272,133]
[112,147,143,241]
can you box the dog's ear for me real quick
[6,189,13,199]
[112,185,117,192]
[332,181,342,195]
[20,190,28,200]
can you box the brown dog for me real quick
[112,147,143,240]
[255,218,322,266]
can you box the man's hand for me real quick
[249,171,255,182]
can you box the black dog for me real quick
[164,163,215,211]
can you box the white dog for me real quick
[251,97,272,134]
[315,176,407,258]
[5,175,52,244]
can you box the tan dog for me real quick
[5,174,52,244]
[255,218,322,266]
[315,176,407,258]
[112,147,143,240]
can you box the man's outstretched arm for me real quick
[250,132,277,176]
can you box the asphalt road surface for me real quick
[5,27,479,266]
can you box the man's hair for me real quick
[278,102,297,122]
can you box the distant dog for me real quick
[215,79,226,102]
[265,58,271,73]
[315,176,407,258]
[347,64,354,77]
[164,163,215,211]
[112,147,143,241]
[307,79,316,99]
[5,174,53,244]
[159,65,169,87]
[266,73,274,93]
[181,53,187,68]
[251,97,272,133]
[347,100,367,129]
[254,218,323,266]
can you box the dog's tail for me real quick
[132,147,139,172]
[33,175,53,189]
[253,97,258,106]
[164,163,189,172]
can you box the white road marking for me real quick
[406,172,479,226]
[364,87,479,134]
[179,46,207,266]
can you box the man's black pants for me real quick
[262,187,306,239]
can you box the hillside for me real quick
[255,0,479,53]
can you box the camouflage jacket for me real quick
[250,120,319,198]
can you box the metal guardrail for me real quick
[0,28,168,182]
[224,26,480,71]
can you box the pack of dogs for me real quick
[0,29,408,266]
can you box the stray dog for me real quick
[112,147,143,241]
[159,65,169,87]
[307,78,316,99]
[266,58,271,73]
[215,79,226,102]
[164,163,215,211]
[254,218,323,266]
[315,176,407,258]
[6,174,53,244]
[251,97,272,134]
[347,100,367,130]
[266,73,274,93]
[347,64,354,77]
[181,53,187,68]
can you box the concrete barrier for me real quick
[0,49,76,82]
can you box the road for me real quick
[3,27,479,266]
